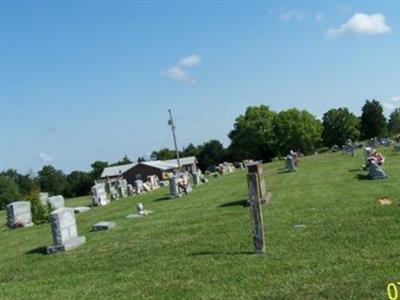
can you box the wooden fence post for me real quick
[247,172,265,254]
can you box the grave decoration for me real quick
[126,203,153,219]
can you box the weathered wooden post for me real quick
[247,172,265,254]
[247,161,271,204]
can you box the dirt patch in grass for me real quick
[378,197,392,205]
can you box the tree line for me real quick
[1,99,399,208]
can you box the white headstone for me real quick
[192,171,201,186]
[91,183,109,206]
[286,155,296,172]
[47,195,65,211]
[46,207,85,254]
[6,201,33,229]
[169,176,180,198]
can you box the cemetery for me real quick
[1,147,400,299]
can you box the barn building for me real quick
[100,156,198,185]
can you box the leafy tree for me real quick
[0,175,21,209]
[228,105,277,161]
[197,140,226,170]
[66,171,93,197]
[110,155,132,166]
[1,169,37,196]
[360,99,387,139]
[151,148,178,160]
[273,108,322,155]
[137,156,146,163]
[182,143,198,157]
[388,107,400,135]
[322,107,360,146]
[37,165,68,196]
[90,161,108,180]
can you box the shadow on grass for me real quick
[26,246,47,255]
[189,251,254,256]
[219,199,248,208]
[277,170,290,174]
[153,195,173,202]
[348,168,361,172]
[356,174,370,180]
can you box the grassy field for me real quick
[1,148,400,299]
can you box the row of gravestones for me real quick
[6,171,209,253]
[6,199,155,254]
[217,162,236,175]
[95,176,162,207]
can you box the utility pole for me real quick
[168,109,181,170]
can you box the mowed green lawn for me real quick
[1,149,400,299]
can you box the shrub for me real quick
[26,190,49,224]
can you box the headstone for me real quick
[46,208,86,254]
[143,182,151,192]
[116,179,128,198]
[367,160,387,179]
[247,161,271,205]
[331,145,339,152]
[47,195,65,211]
[73,206,91,214]
[92,221,116,231]
[105,180,112,193]
[6,201,33,229]
[127,184,134,196]
[91,183,109,206]
[169,176,181,198]
[192,171,202,186]
[286,155,296,172]
[117,186,127,198]
[247,173,265,254]
[135,180,144,194]
[343,143,355,156]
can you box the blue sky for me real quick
[1,1,399,173]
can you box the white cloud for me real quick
[164,66,190,81]
[280,10,307,22]
[326,12,391,38]
[163,54,201,84]
[392,95,400,102]
[315,13,324,22]
[178,54,201,68]
[39,152,54,164]
[383,102,396,110]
